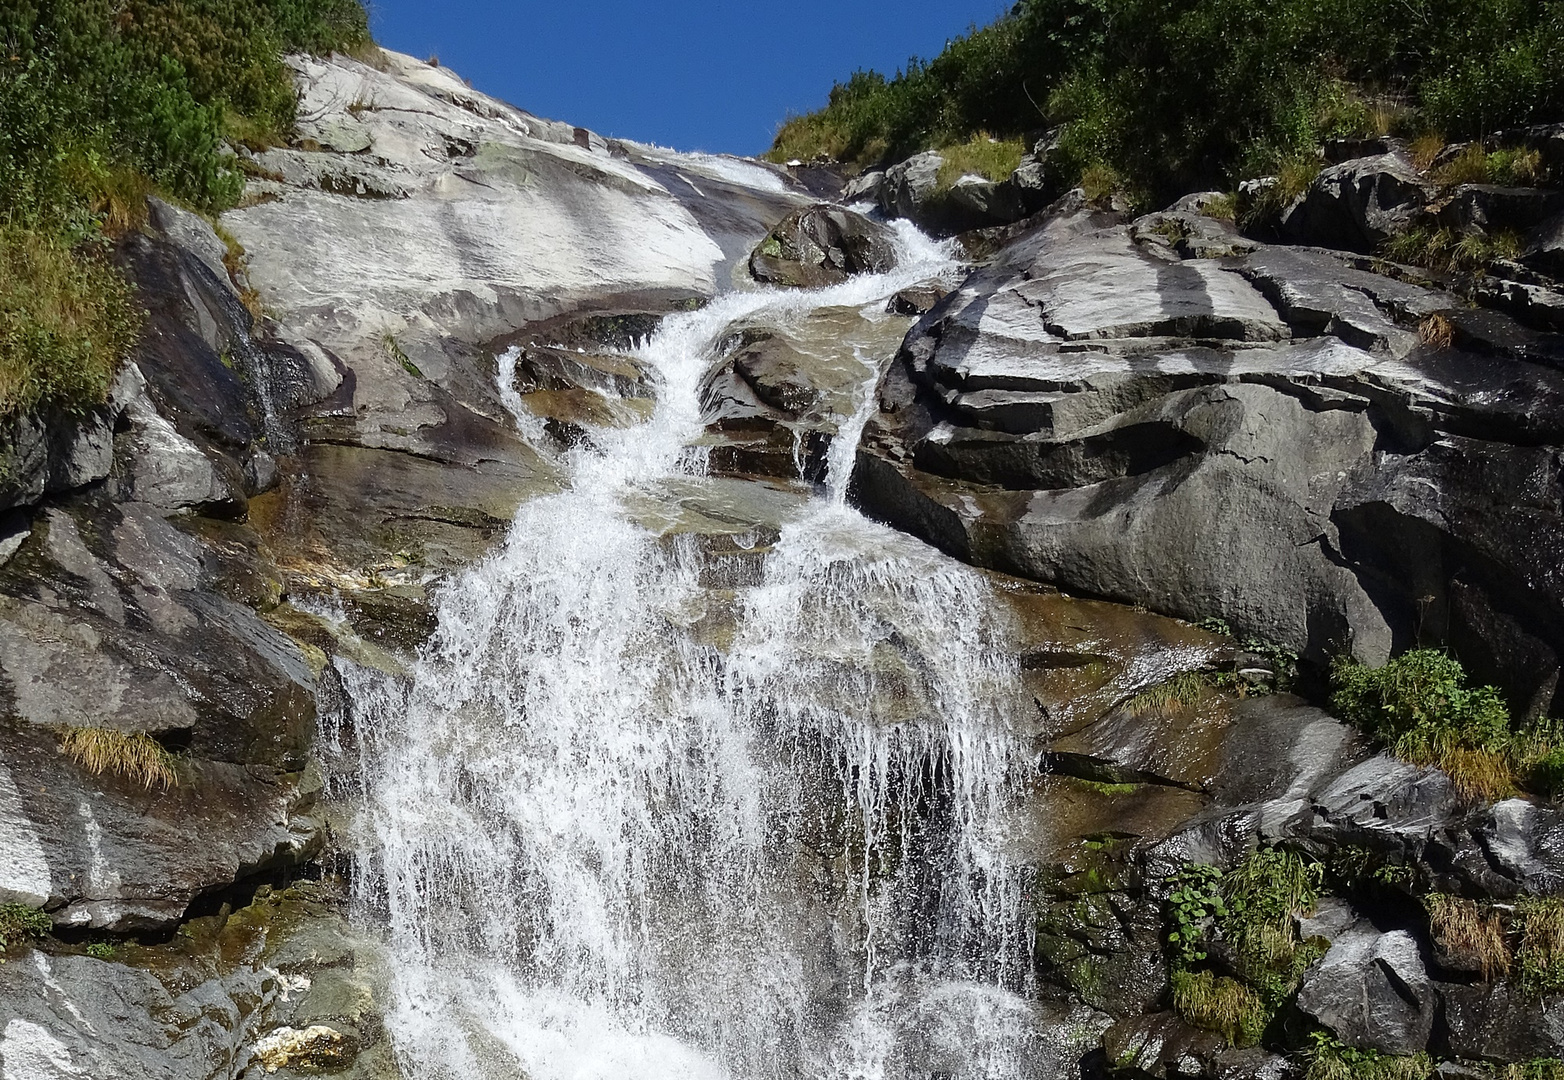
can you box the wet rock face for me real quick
[749,204,898,288]
[851,204,1564,714]
[1280,150,1435,253]
[0,882,402,1080]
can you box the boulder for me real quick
[1101,1012,1224,1077]
[880,150,945,222]
[850,205,1564,712]
[748,204,897,288]
[1295,927,1436,1054]
[1281,152,1436,253]
[1437,185,1564,234]
[887,283,952,316]
[1442,981,1564,1064]
[843,168,886,205]
[1525,210,1564,278]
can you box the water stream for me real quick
[333,224,1074,1080]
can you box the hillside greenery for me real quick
[0,0,370,417]
[768,0,1564,205]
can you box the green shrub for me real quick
[0,225,141,416]
[1330,649,1522,799]
[770,0,1564,203]
[84,941,116,960]
[0,0,368,417]
[0,904,51,953]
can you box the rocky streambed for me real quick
[0,48,1561,1080]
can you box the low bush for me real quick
[770,0,1564,206]
[0,903,51,953]
[0,0,368,418]
[0,225,141,417]
[58,727,179,791]
[1329,649,1541,799]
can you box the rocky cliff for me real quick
[0,48,813,1078]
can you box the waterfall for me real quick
[332,223,1068,1080]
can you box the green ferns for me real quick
[1330,650,1560,800]
[1166,848,1326,1047]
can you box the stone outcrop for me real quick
[851,203,1564,715]
[1279,150,1435,253]
[748,204,897,287]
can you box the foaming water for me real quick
[336,221,1054,1079]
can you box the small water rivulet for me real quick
[332,224,1080,1080]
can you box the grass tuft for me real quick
[1172,968,1268,1046]
[935,133,1026,190]
[1418,312,1455,348]
[1427,893,1511,979]
[0,226,141,418]
[58,728,179,791]
[1125,670,1211,716]
[1518,897,1564,995]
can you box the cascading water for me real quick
[332,222,1074,1080]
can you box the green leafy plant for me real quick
[0,904,51,954]
[1167,862,1226,963]
[1305,1033,1433,1080]
[1330,649,1523,800]
[84,941,116,960]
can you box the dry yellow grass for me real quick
[58,728,178,791]
[1428,894,1511,979]
[1419,313,1455,349]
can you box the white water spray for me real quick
[337,221,1061,1080]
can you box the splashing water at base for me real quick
[336,222,1064,1080]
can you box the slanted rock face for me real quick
[852,204,1564,713]
[748,205,897,288]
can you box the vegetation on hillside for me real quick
[0,0,370,418]
[769,0,1564,205]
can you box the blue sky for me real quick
[365,1,1012,157]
